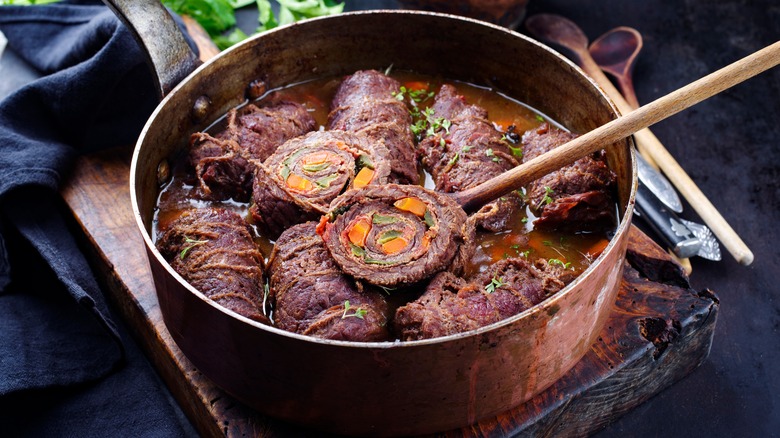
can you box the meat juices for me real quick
[418,84,523,232]
[319,184,474,288]
[522,123,617,231]
[188,100,316,201]
[250,130,393,239]
[328,70,421,185]
[156,208,269,324]
[394,258,571,341]
[268,222,391,341]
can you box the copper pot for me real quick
[112,1,636,435]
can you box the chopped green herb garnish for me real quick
[485,148,501,163]
[548,258,573,270]
[448,152,460,166]
[485,276,506,294]
[462,145,473,152]
[341,300,367,319]
[507,144,523,159]
[542,186,555,205]
[180,236,208,259]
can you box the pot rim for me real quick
[129,9,638,350]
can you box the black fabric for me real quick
[0,2,196,435]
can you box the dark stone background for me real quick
[1,0,777,436]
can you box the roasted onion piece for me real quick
[251,130,392,239]
[156,208,269,324]
[268,222,391,341]
[318,184,473,288]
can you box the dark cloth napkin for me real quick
[0,2,196,435]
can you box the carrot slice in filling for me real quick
[381,236,409,254]
[286,173,313,191]
[393,197,427,217]
[353,167,375,189]
[347,217,372,247]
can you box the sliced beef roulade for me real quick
[522,123,617,231]
[188,100,316,202]
[156,208,269,324]
[250,130,392,239]
[328,70,420,185]
[268,222,391,341]
[318,184,474,288]
[418,84,523,232]
[394,258,571,341]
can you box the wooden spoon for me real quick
[452,40,778,266]
[589,26,643,109]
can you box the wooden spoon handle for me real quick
[453,40,779,265]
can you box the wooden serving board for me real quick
[61,146,719,437]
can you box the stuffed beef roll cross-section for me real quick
[268,222,391,341]
[318,184,474,288]
[188,100,316,202]
[156,207,269,324]
[250,130,392,239]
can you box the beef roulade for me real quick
[156,208,269,324]
[522,123,617,231]
[328,70,420,185]
[394,258,571,341]
[318,184,474,288]
[418,84,523,232]
[188,100,316,202]
[268,222,391,341]
[250,130,393,239]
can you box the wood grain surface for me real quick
[60,145,718,437]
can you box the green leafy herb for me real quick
[423,209,435,228]
[542,186,555,205]
[341,300,367,319]
[364,258,394,265]
[548,258,572,270]
[485,148,501,163]
[447,152,460,167]
[372,214,398,225]
[485,276,506,294]
[461,145,473,152]
[315,173,339,188]
[356,154,374,170]
[180,236,209,259]
[349,242,366,258]
[535,114,545,123]
[506,143,523,159]
[162,0,345,50]
[377,230,403,245]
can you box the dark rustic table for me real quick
[1,0,777,436]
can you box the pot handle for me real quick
[102,0,202,98]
